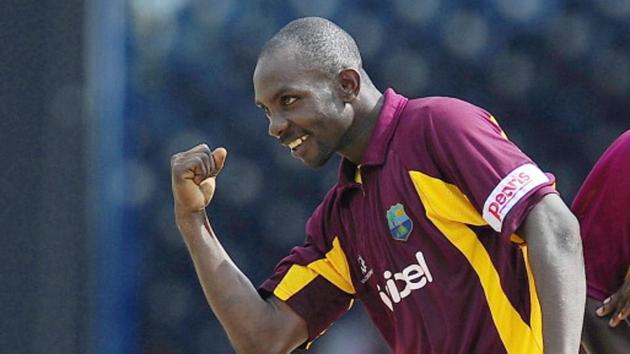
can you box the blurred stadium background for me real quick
[1,0,628,353]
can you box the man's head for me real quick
[259,17,362,80]
[253,17,367,167]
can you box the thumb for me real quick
[211,147,228,175]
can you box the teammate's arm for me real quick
[171,144,308,354]
[518,193,585,354]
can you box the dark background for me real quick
[1,1,628,353]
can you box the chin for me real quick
[301,157,328,168]
[302,149,335,168]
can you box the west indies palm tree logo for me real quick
[386,203,413,241]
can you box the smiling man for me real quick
[170,17,585,354]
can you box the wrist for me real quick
[174,205,207,231]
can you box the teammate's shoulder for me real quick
[600,129,630,164]
[613,130,630,149]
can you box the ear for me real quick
[337,68,361,102]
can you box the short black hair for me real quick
[259,17,362,78]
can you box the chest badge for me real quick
[386,203,413,241]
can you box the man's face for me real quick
[253,48,353,168]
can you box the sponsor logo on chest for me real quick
[375,251,433,311]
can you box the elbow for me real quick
[229,296,306,354]
[548,211,582,255]
[543,211,583,261]
[523,194,583,257]
[231,322,298,354]
[234,345,272,354]
[550,211,582,256]
[232,338,275,354]
[234,339,292,354]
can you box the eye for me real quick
[280,96,298,106]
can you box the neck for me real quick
[338,85,383,164]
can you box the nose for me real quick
[268,114,289,138]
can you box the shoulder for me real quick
[587,130,630,176]
[396,96,493,134]
[403,96,488,119]
[605,130,630,160]
[392,96,498,150]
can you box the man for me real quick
[572,130,630,353]
[170,17,585,353]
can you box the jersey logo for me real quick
[386,203,413,241]
[387,203,413,241]
[357,255,374,284]
[482,163,550,232]
[377,251,433,311]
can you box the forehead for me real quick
[253,48,329,104]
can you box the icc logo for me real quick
[386,203,413,241]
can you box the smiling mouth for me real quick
[287,134,310,150]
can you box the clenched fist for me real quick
[171,144,227,213]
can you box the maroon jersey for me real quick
[259,89,557,353]
[572,130,630,301]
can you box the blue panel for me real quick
[86,0,138,353]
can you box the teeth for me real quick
[287,134,309,149]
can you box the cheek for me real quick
[320,109,350,139]
[332,102,354,134]
[324,96,353,128]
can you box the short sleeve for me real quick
[425,98,557,239]
[258,198,356,348]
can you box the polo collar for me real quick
[337,88,408,186]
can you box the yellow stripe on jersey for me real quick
[521,245,544,349]
[408,170,543,354]
[274,237,356,301]
[273,265,318,301]
[489,115,509,140]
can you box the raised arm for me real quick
[519,193,585,354]
[171,144,307,354]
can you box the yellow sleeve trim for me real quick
[273,266,318,301]
[273,237,356,301]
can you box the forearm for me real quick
[176,208,283,353]
[523,196,585,353]
[528,230,585,353]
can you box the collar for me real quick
[337,88,408,186]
